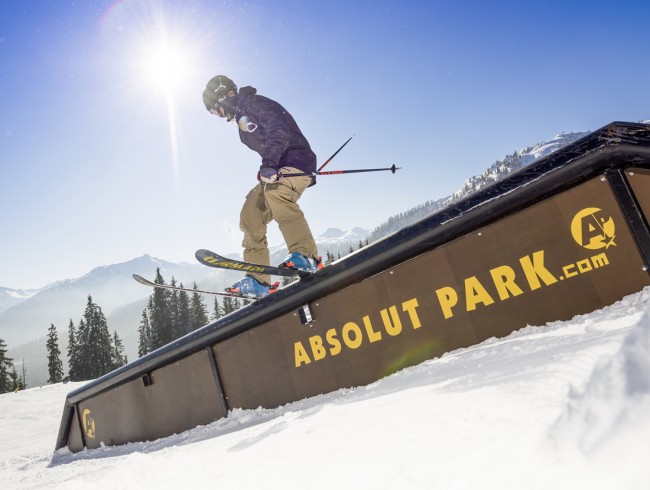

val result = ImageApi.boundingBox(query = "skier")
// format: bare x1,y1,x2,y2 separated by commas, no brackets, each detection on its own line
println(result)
202,75,321,298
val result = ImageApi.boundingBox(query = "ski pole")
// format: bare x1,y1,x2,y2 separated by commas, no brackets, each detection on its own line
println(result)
318,135,354,172
280,164,401,178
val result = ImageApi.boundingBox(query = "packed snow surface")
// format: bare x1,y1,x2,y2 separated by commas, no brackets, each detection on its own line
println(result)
2,288,650,489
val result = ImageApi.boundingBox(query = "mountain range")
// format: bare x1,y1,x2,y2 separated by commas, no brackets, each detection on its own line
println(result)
1,129,590,386
0,287,38,315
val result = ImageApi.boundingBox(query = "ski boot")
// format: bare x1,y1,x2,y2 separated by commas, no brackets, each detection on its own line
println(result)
226,276,278,298
279,252,323,273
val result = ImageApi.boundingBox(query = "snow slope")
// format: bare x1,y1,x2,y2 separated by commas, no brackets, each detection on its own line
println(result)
2,288,649,489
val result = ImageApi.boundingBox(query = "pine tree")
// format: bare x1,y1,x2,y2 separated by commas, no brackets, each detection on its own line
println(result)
9,366,22,391
169,277,182,338
177,287,192,336
0,338,13,393
46,324,64,384
20,361,27,390
148,268,173,349
232,298,244,312
211,297,223,321
78,296,114,379
137,310,152,357
67,319,80,381
75,318,89,379
189,283,209,332
111,331,128,369
221,296,236,315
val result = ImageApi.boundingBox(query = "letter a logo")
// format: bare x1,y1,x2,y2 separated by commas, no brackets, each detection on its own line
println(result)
570,207,616,250
82,408,96,439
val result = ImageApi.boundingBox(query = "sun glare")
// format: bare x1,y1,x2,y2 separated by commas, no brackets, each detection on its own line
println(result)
140,39,192,94
102,2,217,197
132,28,199,190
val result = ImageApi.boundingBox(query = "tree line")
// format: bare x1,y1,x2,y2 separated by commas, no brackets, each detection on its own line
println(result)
0,294,128,392
0,337,26,393
135,252,370,357
64,295,128,382
137,268,251,357
63,295,128,382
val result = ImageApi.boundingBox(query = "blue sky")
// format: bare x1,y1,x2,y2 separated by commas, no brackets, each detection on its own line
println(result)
1,0,648,289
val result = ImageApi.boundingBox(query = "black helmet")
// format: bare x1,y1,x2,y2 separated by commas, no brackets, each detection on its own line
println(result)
202,75,236,112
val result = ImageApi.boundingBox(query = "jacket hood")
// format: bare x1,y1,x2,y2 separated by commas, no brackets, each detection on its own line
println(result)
238,86,257,96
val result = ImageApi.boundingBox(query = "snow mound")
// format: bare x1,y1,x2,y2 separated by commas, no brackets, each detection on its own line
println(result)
552,304,650,454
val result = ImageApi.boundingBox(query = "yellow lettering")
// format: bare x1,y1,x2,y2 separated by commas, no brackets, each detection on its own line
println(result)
294,341,311,367
519,251,558,290
436,286,458,319
309,335,327,361
380,306,402,336
402,298,422,329
489,265,524,301
563,264,578,278
577,258,592,273
326,328,342,356
342,322,363,349
362,315,382,343
591,253,609,268
465,276,495,311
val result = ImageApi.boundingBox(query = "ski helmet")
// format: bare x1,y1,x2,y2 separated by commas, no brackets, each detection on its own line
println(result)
202,75,237,113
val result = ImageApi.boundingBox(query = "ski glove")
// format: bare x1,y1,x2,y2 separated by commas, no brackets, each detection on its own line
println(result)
259,165,280,184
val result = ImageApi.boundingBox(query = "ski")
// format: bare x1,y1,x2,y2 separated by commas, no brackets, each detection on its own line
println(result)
132,274,254,299
195,249,311,278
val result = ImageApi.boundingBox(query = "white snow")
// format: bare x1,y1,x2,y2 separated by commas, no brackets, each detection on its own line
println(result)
2,287,650,489
6,291,32,300
0,288,37,300
517,131,589,166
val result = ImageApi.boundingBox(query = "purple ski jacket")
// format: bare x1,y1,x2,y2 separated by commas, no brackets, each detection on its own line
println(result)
219,86,317,178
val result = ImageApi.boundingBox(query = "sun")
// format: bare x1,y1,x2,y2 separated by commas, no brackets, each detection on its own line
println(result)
139,37,193,95
103,2,214,102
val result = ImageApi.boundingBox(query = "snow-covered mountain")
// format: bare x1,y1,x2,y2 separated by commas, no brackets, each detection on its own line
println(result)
448,131,587,200
267,227,370,261
0,287,39,315
318,227,369,244
367,131,588,243
0,255,230,362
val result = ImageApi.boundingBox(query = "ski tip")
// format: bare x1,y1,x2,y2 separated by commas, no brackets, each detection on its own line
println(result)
132,274,148,285
195,249,216,260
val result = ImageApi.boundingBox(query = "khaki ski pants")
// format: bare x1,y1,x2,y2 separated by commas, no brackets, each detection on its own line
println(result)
240,167,318,285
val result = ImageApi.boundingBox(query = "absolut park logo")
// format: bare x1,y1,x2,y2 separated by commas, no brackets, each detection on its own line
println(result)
82,408,96,439
570,207,616,250
293,207,617,368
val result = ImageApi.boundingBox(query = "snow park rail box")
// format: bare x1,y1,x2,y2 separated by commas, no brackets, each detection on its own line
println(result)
55,121,650,453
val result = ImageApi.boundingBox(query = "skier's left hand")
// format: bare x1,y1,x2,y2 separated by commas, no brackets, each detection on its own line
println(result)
259,166,279,184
